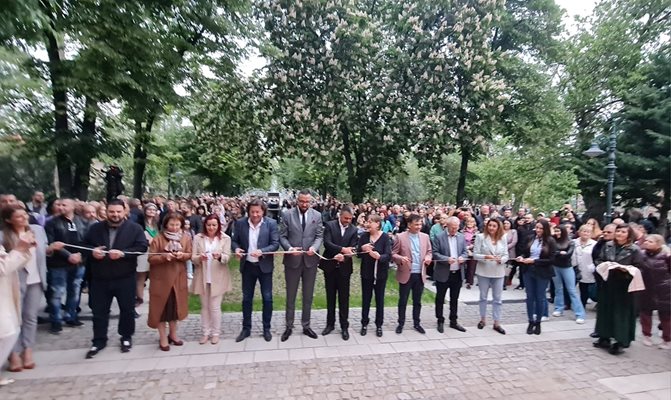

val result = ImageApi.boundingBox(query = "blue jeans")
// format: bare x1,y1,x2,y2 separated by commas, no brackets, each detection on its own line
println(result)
552,267,586,318
48,266,85,326
524,271,549,323
241,262,273,331
477,275,504,322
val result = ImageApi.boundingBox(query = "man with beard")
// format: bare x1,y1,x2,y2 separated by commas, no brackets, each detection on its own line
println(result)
83,199,148,358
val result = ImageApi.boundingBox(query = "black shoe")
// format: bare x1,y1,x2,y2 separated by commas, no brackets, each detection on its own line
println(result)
303,328,318,339
395,325,403,334
533,322,541,335
120,338,132,353
235,329,250,343
477,321,485,329
449,323,466,332
608,342,623,355
85,345,105,359
281,328,292,342
589,331,599,338
526,323,534,335
437,322,444,333
341,329,349,341
493,325,506,335
414,325,426,334
263,330,272,342
376,327,383,337
321,325,335,336
360,326,367,336
49,324,62,335
65,320,84,327
593,338,610,349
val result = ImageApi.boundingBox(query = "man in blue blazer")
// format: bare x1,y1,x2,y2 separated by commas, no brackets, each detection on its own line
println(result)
232,199,280,342
431,216,469,333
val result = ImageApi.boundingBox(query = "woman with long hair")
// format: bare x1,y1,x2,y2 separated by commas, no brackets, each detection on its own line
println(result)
551,224,585,323
517,219,556,335
1,206,62,373
148,212,192,351
473,219,509,334
191,214,232,345
584,218,603,241
358,214,392,337
593,223,646,354
136,203,159,310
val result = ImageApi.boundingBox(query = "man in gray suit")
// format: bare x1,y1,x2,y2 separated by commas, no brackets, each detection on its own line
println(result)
431,216,469,333
279,190,324,341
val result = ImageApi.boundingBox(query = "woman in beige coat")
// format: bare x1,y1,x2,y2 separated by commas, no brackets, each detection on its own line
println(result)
148,213,192,351
191,214,232,344
0,232,38,386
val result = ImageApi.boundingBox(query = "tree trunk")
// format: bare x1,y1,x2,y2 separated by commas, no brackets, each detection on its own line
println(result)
132,116,155,198
41,0,72,196
341,123,366,204
456,146,470,206
73,97,98,200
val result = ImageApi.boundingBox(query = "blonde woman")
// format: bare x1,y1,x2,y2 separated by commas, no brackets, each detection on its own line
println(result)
473,219,509,334
191,214,232,344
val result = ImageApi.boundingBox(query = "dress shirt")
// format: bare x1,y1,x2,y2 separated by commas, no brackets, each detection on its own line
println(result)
447,234,459,271
409,233,421,273
247,219,262,263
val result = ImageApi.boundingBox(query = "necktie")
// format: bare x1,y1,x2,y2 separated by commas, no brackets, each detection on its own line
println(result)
301,213,306,230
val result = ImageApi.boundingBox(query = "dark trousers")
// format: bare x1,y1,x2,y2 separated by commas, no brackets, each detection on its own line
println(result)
524,271,549,323
241,262,273,331
465,260,476,285
361,276,387,327
435,271,462,324
508,262,527,287
89,274,135,348
579,282,597,306
398,273,424,326
324,268,351,329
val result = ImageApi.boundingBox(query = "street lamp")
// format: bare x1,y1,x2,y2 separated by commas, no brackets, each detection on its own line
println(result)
583,120,618,224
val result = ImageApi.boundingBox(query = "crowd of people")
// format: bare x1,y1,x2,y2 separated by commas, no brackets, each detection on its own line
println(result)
0,189,669,386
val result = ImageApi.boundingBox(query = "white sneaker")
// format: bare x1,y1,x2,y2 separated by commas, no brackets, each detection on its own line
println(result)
576,318,585,324
541,316,549,322
659,342,670,350
552,311,562,317
642,336,654,347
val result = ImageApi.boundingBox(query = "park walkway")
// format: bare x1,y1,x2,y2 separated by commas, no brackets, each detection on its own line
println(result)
3,284,670,399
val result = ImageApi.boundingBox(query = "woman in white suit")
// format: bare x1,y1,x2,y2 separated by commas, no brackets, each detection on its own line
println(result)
0,225,42,385
191,214,232,344
1,206,63,374
473,219,509,334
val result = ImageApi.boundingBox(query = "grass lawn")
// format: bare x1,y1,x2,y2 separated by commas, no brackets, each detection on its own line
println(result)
188,257,435,313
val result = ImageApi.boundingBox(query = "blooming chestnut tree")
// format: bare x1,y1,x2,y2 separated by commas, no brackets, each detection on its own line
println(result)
258,0,413,203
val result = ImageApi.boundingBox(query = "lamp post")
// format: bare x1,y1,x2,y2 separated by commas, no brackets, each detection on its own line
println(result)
583,120,617,224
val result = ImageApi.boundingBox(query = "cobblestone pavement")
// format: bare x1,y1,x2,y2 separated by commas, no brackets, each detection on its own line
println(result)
4,331,670,400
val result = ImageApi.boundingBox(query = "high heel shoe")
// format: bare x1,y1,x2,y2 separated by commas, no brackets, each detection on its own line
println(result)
159,342,170,352
168,336,184,346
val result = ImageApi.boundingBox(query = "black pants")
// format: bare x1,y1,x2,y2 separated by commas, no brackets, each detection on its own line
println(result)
361,274,387,327
398,273,424,326
509,262,527,287
324,268,351,329
435,271,462,324
89,274,135,348
241,262,273,331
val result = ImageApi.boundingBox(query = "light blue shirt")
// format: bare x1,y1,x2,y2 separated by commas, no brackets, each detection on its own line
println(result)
409,233,421,273
530,238,542,260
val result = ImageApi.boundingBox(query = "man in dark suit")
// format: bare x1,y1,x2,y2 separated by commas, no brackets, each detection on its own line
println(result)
83,199,148,358
232,199,280,342
279,190,324,341
431,216,469,333
319,206,358,340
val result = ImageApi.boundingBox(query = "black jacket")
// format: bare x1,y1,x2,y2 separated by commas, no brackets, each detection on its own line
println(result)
519,235,557,280
319,220,358,275
84,220,148,281
45,215,87,268
554,240,575,268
